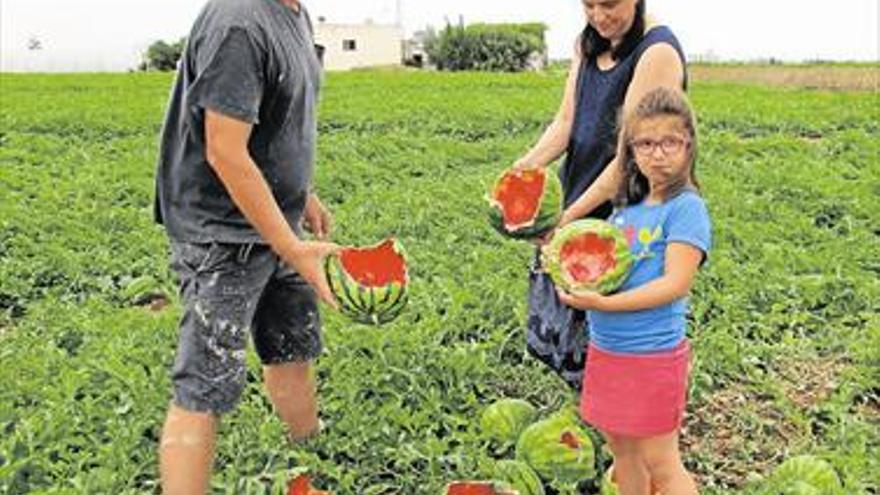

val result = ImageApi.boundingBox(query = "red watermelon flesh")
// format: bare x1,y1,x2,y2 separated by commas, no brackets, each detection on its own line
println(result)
493,168,545,230
445,482,516,495
559,233,618,284
287,474,332,495
559,430,581,449
339,238,406,288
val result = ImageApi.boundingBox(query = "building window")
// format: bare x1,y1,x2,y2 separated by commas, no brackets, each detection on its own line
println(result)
342,39,357,51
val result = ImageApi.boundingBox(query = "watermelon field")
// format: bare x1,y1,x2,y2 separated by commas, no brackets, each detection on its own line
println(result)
1,65,878,494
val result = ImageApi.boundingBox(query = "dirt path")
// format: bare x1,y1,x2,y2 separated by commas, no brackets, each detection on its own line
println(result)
690,64,879,91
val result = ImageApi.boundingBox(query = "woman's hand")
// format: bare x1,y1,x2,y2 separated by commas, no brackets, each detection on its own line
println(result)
556,287,607,311
512,156,542,171
528,228,556,247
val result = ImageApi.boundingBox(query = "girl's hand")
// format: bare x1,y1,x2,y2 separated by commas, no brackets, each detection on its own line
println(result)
556,287,607,311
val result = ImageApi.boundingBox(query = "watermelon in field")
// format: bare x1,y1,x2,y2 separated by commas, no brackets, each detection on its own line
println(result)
480,398,538,445
542,219,633,295
766,455,842,495
324,238,408,325
515,408,596,484
599,466,619,495
444,481,519,495
493,460,545,495
287,473,332,495
488,167,562,240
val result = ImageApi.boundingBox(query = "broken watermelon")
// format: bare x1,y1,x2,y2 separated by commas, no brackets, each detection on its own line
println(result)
324,238,408,325
488,167,562,239
542,219,633,295
444,481,520,495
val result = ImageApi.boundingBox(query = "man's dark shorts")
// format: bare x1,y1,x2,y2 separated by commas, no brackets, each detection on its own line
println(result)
168,241,322,415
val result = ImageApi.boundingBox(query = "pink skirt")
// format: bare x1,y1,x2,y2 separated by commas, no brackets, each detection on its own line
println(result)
580,339,691,437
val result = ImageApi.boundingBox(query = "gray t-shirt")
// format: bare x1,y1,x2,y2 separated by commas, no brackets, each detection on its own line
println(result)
154,0,322,243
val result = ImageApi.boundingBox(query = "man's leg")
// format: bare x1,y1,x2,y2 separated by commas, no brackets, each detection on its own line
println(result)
159,405,218,495
161,241,274,493
264,361,321,441
253,263,324,442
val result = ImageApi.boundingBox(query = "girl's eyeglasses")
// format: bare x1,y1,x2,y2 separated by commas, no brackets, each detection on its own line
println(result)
630,136,690,156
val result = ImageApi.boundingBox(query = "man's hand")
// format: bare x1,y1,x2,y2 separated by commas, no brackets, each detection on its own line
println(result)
281,240,340,309
556,287,607,311
302,193,332,240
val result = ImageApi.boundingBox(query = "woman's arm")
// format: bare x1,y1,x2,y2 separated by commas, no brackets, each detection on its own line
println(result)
513,47,582,169
559,42,685,224
557,242,703,312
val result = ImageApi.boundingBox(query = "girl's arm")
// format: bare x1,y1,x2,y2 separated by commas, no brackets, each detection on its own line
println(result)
513,45,582,169
557,242,703,311
559,43,685,224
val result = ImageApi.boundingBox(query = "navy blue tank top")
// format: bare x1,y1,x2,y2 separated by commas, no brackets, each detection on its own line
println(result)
559,26,687,218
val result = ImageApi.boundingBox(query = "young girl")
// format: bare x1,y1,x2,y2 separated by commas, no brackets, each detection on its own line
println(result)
557,87,710,495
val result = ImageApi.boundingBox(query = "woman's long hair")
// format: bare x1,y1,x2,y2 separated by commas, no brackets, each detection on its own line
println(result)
614,87,700,207
579,0,646,61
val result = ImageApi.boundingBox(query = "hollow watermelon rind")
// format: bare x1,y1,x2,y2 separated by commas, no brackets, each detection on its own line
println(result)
488,167,563,240
541,219,633,295
325,238,408,325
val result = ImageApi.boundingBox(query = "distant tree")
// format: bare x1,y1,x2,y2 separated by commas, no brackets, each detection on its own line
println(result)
142,37,186,71
426,21,547,72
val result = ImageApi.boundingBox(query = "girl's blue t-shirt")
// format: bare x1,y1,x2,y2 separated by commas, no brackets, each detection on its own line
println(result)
588,190,712,354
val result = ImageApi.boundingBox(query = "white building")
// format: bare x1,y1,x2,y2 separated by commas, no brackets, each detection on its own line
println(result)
313,19,404,71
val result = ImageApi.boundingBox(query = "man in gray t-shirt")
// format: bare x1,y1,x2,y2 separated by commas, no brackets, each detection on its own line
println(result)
153,0,337,492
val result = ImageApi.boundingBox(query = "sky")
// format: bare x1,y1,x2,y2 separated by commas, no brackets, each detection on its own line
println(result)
1,0,878,72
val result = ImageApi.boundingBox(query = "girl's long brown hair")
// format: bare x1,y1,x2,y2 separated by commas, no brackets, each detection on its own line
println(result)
614,87,700,207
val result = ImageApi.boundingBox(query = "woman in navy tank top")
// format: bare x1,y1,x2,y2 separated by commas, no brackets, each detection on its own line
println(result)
518,0,688,399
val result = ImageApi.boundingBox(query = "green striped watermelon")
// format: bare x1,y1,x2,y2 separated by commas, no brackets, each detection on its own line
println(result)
324,238,408,325
515,408,596,485
488,167,562,240
542,219,633,295
493,460,545,495
480,399,538,445
767,455,842,495
599,466,619,495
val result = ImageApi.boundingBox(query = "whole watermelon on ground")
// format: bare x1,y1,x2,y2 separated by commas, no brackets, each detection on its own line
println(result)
488,166,562,240
765,455,842,495
599,466,619,495
542,219,633,295
515,408,596,485
493,460,545,495
480,398,538,445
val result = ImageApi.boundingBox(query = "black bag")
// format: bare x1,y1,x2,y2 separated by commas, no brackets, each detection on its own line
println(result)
525,249,588,391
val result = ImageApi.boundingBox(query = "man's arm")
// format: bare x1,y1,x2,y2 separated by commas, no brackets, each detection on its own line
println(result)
204,109,337,307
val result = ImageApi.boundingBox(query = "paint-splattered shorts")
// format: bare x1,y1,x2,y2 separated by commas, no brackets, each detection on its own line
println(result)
168,241,322,415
